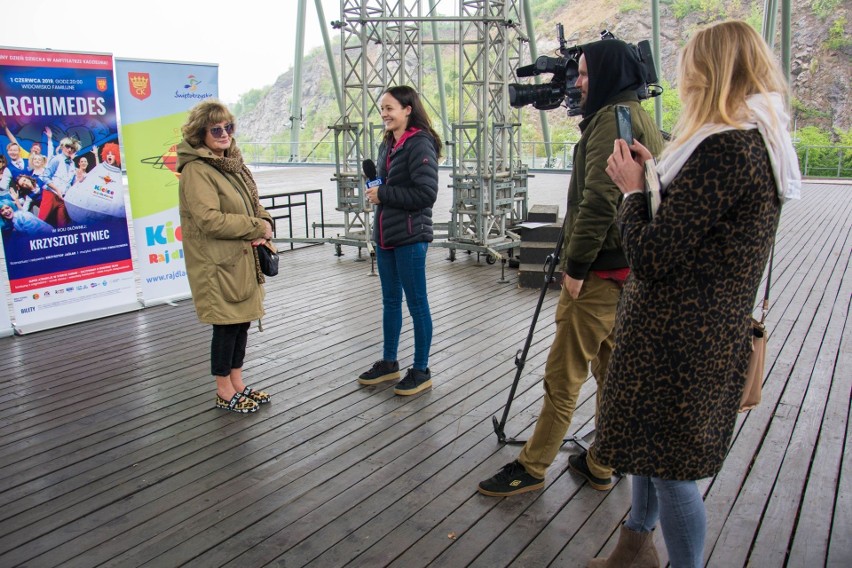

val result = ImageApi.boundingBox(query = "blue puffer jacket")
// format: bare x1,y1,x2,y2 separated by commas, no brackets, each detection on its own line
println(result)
372,129,439,248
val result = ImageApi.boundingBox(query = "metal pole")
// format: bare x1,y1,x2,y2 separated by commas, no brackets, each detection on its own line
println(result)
781,0,791,81
290,0,308,161
429,0,451,146
522,0,552,164
652,0,662,130
763,0,778,48
316,0,344,116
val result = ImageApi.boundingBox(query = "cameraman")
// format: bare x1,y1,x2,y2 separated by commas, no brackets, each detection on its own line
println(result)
479,39,664,497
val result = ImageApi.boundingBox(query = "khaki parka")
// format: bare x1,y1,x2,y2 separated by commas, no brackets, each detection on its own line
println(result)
177,141,273,325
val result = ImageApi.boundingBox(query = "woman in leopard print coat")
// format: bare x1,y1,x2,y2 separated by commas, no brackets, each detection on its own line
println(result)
589,21,801,568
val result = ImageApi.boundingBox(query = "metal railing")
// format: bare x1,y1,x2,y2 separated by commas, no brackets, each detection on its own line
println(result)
797,145,852,178
242,141,852,177
259,189,325,250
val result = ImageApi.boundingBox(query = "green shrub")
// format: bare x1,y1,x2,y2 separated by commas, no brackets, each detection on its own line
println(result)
745,2,764,34
795,126,838,176
812,0,843,19
619,0,644,13
671,0,726,20
825,16,851,51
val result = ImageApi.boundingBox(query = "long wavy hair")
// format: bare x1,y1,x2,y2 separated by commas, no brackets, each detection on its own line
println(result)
381,85,443,159
669,20,789,152
181,99,236,149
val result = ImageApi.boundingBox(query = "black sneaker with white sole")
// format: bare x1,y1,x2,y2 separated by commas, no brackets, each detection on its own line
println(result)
393,368,432,395
358,360,400,385
478,460,545,497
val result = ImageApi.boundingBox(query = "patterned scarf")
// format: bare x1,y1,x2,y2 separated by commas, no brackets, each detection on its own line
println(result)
205,144,266,283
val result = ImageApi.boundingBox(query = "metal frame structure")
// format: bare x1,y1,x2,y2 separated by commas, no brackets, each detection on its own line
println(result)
442,0,527,263
318,0,528,264
289,0,795,261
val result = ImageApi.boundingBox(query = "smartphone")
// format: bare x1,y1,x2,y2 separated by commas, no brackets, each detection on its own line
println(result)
615,104,634,147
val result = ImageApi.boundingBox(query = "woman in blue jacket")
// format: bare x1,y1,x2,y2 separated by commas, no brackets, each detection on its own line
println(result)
358,85,442,396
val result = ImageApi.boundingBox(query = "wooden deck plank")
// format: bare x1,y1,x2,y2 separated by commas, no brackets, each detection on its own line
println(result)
40,262,556,568
0,174,848,568
704,185,852,568
786,254,852,566
747,201,851,565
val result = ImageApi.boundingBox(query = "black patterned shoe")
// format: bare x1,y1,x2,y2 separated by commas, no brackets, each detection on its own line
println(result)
478,460,544,497
358,360,400,385
242,387,271,404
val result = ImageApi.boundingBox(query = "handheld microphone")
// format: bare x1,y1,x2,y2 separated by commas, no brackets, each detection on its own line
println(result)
362,159,383,188
362,159,377,180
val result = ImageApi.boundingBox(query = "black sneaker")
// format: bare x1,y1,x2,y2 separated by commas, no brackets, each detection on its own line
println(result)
478,460,544,497
358,360,400,385
568,451,614,491
393,368,432,395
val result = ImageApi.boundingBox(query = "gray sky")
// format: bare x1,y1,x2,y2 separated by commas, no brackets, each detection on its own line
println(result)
1,0,340,103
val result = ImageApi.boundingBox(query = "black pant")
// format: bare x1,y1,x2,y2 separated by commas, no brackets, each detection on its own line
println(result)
211,322,251,377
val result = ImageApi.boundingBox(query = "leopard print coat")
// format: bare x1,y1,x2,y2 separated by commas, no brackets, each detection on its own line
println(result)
594,129,781,480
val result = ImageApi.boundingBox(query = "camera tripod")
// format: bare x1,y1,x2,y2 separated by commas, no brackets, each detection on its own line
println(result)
490,218,594,452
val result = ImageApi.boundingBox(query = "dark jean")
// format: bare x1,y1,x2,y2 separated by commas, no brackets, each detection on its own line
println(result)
626,475,706,568
376,242,432,370
210,322,251,377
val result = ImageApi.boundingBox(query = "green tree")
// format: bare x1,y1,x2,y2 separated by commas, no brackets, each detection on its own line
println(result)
794,126,836,176
232,86,272,117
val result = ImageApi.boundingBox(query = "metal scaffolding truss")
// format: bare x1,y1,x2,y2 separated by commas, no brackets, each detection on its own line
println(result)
328,0,528,263
447,0,527,262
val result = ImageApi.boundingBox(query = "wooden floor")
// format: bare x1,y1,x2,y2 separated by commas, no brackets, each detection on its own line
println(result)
0,179,849,568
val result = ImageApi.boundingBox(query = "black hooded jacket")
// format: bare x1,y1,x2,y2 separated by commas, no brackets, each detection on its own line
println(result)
560,39,664,278
579,39,646,119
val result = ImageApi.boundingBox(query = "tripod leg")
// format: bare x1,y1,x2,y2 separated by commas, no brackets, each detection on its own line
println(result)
492,221,566,443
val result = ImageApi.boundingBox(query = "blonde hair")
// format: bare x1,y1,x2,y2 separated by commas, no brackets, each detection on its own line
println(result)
29,154,47,168
670,20,789,150
59,137,81,151
181,99,235,148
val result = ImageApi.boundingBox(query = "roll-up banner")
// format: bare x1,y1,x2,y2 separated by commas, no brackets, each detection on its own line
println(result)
115,58,218,306
0,255,12,337
0,47,139,334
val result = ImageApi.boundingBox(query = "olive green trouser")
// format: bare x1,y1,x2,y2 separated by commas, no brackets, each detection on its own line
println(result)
518,273,619,480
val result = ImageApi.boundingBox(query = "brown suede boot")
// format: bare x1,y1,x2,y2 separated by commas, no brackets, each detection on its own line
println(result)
588,524,660,567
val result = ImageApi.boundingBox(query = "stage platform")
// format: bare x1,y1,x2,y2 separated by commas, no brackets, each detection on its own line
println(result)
0,177,849,567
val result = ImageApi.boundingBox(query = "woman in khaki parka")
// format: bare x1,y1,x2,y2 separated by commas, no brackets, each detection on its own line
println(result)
177,100,274,413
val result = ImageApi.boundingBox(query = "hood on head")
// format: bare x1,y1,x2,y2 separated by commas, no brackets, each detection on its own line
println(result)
579,39,645,118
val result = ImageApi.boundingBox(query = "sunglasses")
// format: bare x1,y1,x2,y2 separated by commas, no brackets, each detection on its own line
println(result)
209,123,235,138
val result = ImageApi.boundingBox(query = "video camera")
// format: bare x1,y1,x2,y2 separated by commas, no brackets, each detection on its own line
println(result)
508,25,662,116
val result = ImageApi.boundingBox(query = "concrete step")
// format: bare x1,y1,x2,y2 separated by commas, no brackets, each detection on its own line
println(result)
518,262,562,290
518,240,559,266
527,203,559,223
517,221,563,244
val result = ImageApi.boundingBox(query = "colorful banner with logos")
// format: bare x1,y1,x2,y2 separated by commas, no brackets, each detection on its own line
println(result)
0,47,139,334
0,257,12,337
115,58,218,305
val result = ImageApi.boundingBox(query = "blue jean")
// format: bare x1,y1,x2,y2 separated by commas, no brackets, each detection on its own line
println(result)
376,242,432,370
626,475,706,568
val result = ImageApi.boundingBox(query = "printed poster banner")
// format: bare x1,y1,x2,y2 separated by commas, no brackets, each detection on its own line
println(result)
0,255,12,336
115,58,218,305
0,47,138,334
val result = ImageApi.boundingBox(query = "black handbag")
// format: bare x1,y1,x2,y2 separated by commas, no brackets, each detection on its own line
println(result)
257,242,279,277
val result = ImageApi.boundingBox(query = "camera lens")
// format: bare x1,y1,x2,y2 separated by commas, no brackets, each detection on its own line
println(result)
508,82,566,110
